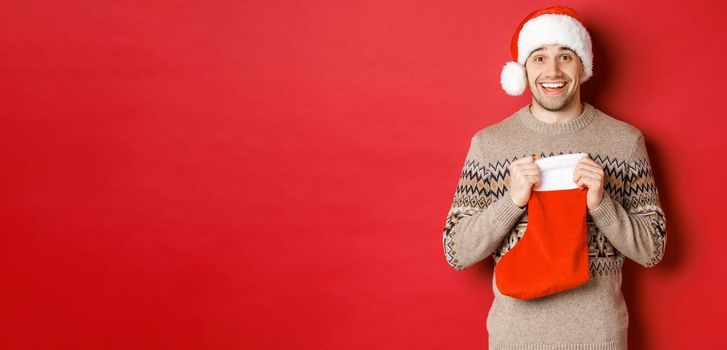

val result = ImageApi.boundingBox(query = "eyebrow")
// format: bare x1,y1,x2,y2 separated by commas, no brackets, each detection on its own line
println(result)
531,46,576,54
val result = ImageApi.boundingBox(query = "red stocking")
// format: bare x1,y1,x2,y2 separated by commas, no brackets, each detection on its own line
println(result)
495,153,590,300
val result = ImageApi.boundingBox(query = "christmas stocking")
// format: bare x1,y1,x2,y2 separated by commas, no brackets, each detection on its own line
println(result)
495,153,590,300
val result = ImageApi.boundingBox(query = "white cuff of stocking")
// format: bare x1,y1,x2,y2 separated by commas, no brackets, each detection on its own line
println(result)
533,153,588,192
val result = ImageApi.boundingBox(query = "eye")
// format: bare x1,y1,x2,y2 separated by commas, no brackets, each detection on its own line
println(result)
561,55,572,61
533,56,543,62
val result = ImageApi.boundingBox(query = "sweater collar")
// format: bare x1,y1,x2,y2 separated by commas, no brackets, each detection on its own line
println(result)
517,102,596,135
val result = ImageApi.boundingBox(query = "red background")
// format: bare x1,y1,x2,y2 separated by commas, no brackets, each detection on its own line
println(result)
1,1,725,349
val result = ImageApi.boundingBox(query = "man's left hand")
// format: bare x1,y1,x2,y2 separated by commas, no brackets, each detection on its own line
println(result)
573,155,606,210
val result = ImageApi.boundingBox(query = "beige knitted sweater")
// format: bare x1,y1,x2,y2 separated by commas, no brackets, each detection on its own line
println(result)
442,102,667,350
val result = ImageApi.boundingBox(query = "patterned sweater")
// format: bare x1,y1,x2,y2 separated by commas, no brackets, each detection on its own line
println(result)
442,102,667,350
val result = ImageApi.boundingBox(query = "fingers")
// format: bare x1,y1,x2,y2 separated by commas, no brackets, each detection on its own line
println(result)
574,157,604,190
526,174,540,185
576,156,603,172
516,166,540,175
575,172,602,189
574,171,602,189
509,155,540,176
576,161,603,173
511,154,537,166
576,176,600,190
510,164,540,178
574,158,604,182
508,155,541,188
573,167,603,181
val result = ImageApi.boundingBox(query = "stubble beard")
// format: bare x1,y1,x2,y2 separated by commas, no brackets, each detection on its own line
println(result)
532,84,576,112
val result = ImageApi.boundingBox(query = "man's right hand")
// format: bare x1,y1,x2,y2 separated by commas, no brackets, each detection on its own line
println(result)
508,154,541,208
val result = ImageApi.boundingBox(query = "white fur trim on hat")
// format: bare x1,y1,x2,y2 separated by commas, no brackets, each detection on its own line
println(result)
500,61,527,96
517,14,593,82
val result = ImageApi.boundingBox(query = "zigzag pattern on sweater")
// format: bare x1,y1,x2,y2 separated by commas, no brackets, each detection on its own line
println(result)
622,157,667,267
443,151,665,273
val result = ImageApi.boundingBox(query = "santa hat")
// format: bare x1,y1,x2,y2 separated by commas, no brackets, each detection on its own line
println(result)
500,5,593,96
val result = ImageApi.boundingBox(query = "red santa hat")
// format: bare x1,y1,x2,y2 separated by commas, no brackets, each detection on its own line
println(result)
500,5,593,96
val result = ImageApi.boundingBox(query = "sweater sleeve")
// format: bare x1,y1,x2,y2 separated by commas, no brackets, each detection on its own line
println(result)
588,133,667,268
442,137,527,271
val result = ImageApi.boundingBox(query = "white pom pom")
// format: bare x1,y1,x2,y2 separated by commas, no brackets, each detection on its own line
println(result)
500,61,526,96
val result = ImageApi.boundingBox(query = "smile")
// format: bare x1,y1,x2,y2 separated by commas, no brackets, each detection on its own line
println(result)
539,81,567,95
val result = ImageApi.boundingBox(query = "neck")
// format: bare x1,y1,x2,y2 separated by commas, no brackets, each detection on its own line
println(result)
529,96,584,124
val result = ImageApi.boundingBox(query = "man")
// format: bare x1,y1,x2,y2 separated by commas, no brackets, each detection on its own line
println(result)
441,5,667,349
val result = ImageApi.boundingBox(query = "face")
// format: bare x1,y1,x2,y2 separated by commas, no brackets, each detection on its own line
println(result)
525,44,585,111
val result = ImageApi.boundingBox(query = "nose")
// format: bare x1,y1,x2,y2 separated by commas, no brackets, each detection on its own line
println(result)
543,58,561,77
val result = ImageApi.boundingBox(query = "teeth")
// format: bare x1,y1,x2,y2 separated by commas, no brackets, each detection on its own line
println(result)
541,82,566,88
